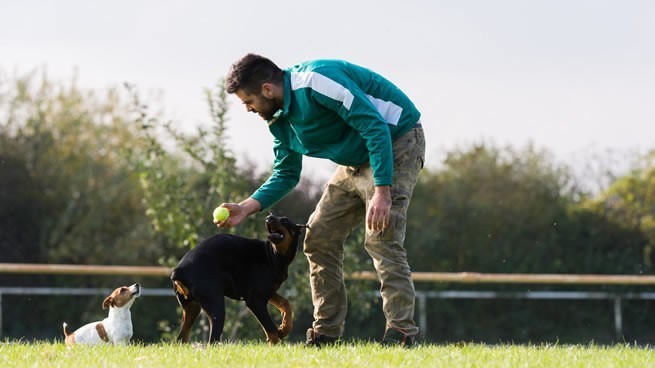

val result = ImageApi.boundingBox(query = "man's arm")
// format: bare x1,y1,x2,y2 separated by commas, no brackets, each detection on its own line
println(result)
216,138,301,228
306,70,395,231
306,70,394,187
250,139,302,209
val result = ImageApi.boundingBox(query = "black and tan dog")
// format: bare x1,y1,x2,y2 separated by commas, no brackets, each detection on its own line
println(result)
171,214,308,344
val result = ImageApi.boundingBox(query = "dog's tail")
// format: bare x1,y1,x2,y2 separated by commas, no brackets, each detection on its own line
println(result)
173,280,191,300
62,322,72,337
62,322,76,345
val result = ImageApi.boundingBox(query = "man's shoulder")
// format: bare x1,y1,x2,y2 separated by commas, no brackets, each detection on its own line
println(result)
286,59,374,91
287,59,354,74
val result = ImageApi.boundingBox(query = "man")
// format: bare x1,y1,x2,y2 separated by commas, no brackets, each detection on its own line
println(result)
219,54,425,347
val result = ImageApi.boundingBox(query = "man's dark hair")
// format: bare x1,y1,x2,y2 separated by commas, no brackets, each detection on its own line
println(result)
225,54,284,95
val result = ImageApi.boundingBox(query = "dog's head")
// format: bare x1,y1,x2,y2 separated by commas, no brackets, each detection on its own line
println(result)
265,214,308,259
102,283,141,310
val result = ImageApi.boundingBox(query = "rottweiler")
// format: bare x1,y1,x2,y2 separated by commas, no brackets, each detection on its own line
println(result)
170,214,308,344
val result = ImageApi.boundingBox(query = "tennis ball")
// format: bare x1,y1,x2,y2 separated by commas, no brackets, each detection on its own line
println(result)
212,206,229,222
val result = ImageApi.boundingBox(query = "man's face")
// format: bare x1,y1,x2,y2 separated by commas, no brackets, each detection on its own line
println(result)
235,88,279,121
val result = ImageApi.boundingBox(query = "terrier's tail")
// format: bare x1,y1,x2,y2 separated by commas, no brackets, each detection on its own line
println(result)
62,322,72,337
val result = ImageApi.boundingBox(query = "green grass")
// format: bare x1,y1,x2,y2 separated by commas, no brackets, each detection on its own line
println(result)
1,341,653,368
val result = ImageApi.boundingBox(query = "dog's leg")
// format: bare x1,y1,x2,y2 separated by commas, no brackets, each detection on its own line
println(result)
268,293,293,338
246,297,280,344
195,292,226,344
175,292,201,343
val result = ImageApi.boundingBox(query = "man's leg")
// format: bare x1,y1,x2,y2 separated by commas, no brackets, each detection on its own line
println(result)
304,166,365,338
362,126,425,340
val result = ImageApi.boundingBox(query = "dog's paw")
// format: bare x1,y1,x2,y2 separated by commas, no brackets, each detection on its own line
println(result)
266,333,281,345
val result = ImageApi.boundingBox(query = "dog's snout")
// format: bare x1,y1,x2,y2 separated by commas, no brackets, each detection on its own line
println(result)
130,283,141,297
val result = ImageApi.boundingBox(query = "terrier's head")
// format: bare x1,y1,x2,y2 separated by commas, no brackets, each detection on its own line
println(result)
102,283,141,310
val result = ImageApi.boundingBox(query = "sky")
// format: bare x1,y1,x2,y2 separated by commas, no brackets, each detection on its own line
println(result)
1,0,654,181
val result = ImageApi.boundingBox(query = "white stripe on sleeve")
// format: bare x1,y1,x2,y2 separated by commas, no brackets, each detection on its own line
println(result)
366,95,403,126
290,71,354,110
290,71,403,125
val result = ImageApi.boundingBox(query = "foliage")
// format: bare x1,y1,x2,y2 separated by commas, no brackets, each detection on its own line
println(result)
582,151,655,267
0,71,157,265
406,143,648,275
407,144,566,272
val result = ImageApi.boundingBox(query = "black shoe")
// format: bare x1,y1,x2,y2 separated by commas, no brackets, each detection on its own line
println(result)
305,328,339,347
381,328,416,347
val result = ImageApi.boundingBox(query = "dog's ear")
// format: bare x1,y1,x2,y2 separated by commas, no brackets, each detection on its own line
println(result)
102,296,113,310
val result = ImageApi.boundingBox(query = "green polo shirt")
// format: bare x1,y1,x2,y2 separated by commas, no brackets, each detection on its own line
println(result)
251,59,421,209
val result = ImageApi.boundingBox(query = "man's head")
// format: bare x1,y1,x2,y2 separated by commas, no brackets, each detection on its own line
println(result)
226,54,284,121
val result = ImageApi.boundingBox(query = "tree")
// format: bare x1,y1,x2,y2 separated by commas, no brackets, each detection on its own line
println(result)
0,72,158,266
406,143,576,273
583,151,655,268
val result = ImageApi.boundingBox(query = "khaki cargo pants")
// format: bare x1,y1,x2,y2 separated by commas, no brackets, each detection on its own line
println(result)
304,125,425,338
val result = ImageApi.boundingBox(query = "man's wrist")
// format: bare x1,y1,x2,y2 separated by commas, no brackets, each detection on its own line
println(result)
374,185,391,196
239,197,262,214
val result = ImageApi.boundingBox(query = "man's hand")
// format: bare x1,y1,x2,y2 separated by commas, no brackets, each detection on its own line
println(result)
214,198,262,228
367,185,392,232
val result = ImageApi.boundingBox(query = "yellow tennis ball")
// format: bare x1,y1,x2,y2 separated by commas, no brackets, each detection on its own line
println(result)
212,206,229,222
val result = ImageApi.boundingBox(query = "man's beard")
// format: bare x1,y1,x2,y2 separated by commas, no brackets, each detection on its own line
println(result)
257,95,279,121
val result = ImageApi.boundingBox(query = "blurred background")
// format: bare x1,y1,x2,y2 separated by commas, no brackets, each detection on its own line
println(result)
1,0,654,344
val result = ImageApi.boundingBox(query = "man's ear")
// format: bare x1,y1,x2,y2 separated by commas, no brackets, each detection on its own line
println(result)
261,83,276,98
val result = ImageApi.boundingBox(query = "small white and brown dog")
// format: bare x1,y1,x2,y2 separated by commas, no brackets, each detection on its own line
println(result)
62,283,141,345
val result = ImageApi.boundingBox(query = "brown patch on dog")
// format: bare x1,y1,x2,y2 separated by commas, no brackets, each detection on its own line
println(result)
102,286,134,309
63,323,76,345
65,334,76,345
268,293,293,338
266,217,301,256
271,226,293,255
174,280,190,299
96,323,110,342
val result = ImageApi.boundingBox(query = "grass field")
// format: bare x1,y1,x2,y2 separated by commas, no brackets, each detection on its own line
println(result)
1,341,654,368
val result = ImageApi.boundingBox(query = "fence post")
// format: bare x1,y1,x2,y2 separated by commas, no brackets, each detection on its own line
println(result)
613,296,623,340
416,291,427,338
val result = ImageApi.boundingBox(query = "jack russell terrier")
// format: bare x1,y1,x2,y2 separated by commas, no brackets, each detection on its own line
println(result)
62,283,141,345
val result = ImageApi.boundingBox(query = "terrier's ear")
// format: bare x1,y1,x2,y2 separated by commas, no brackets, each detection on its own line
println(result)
102,296,113,310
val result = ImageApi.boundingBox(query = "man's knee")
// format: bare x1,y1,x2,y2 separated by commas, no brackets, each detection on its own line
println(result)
303,220,331,255
304,211,356,255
